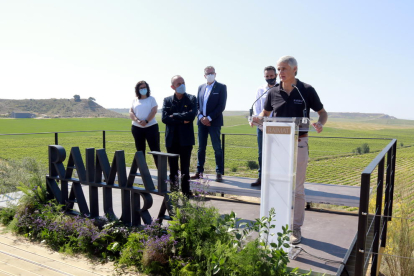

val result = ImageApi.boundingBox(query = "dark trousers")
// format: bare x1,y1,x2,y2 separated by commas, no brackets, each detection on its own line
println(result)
257,127,263,179
131,124,160,167
167,143,193,195
196,124,223,174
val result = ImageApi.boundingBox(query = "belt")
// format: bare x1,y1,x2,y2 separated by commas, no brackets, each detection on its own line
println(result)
299,133,308,138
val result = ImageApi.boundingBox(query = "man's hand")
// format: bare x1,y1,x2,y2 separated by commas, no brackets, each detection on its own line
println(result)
312,122,323,133
184,121,190,124
252,116,263,124
249,121,254,127
201,117,211,126
139,120,147,127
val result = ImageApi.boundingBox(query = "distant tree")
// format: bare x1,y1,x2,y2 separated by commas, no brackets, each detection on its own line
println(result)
88,97,96,102
73,95,81,102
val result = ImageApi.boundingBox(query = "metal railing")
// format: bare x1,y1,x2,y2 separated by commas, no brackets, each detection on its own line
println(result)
354,139,397,276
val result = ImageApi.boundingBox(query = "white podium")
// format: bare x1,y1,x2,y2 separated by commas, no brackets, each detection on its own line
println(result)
250,116,310,248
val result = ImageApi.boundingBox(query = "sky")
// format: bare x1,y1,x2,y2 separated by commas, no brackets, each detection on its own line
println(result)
1,0,413,119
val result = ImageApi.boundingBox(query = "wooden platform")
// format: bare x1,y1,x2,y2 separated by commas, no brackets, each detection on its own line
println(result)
132,169,361,208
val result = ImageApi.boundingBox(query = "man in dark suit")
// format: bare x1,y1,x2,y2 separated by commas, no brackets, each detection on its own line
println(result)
162,75,197,197
191,66,227,182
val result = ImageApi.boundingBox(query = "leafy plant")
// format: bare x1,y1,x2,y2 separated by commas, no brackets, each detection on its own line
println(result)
246,160,259,170
0,206,16,225
382,201,414,276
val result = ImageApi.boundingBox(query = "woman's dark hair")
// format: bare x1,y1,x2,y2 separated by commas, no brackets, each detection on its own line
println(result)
135,81,151,99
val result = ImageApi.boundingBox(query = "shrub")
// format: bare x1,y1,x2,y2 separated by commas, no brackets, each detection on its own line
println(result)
382,202,414,276
361,143,370,153
231,166,238,172
0,206,16,225
0,158,46,195
246,160,259,170
353,143,370,155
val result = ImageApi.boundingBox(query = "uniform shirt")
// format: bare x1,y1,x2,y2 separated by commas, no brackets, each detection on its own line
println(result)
264,79,323,135
131,96,158,128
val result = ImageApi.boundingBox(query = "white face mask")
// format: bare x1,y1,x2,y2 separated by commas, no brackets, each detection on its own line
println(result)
206,74,215,83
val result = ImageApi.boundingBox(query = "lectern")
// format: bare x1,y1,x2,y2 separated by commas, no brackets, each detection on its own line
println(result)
250,116,310,249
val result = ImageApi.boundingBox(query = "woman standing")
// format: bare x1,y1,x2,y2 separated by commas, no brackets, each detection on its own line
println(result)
130,80,160,167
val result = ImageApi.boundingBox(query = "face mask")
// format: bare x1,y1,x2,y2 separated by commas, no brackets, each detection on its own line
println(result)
176,84,186,94
139,88,148,95
206,74,215,83
266,78,276,85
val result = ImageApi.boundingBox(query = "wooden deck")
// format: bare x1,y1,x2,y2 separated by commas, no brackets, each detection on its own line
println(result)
133,169,361,208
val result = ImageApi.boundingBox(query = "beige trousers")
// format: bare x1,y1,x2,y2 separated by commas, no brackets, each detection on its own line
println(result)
293,136,309,230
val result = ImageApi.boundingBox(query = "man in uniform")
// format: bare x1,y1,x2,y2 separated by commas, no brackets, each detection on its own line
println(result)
256,56,328,244
162,75,197,197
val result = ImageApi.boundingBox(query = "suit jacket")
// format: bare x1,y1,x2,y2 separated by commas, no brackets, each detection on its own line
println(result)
197,81,227,127
162,93,197,148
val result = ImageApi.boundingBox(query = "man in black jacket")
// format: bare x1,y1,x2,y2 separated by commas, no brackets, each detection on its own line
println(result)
162,75,197,197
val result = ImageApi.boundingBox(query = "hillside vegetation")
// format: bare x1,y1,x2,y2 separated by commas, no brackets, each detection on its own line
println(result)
0,99,126,118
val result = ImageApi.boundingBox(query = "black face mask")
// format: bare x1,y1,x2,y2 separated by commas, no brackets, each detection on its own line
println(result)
266,78,276,85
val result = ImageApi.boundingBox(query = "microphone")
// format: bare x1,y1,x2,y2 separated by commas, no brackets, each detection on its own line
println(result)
249,86,273,117
292,84,307,118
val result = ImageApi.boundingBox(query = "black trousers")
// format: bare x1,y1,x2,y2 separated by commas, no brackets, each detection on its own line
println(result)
131,124,160,167
166,143,193,195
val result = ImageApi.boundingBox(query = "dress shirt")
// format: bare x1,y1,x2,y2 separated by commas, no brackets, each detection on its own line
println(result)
254,83,275,116
199,81,216,121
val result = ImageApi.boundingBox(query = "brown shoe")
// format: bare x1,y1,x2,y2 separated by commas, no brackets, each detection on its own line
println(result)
215,173,223,182
251,178,261,187
190,172,203,180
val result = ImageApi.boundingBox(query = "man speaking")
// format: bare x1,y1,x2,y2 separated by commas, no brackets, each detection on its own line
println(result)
256,56,328,245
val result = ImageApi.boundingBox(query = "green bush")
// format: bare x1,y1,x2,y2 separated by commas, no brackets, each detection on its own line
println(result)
246,160,259,170
361,143,370,153
353,143,370,155
0,158,47,195
0,206,16,225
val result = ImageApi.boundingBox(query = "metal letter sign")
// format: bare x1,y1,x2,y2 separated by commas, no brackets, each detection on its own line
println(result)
46,145,175,226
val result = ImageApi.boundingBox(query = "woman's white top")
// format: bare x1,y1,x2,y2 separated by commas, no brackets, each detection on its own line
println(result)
131,96,158,128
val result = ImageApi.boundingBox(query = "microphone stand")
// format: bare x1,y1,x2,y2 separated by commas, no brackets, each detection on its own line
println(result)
291,84,307,118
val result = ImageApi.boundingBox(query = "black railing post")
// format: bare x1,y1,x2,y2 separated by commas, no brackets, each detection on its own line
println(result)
372,157,385,276
222,133,225,175
382,148,393,247
355,173,371,276
103,131,106,149
55,132,58,145
389,141,397,220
